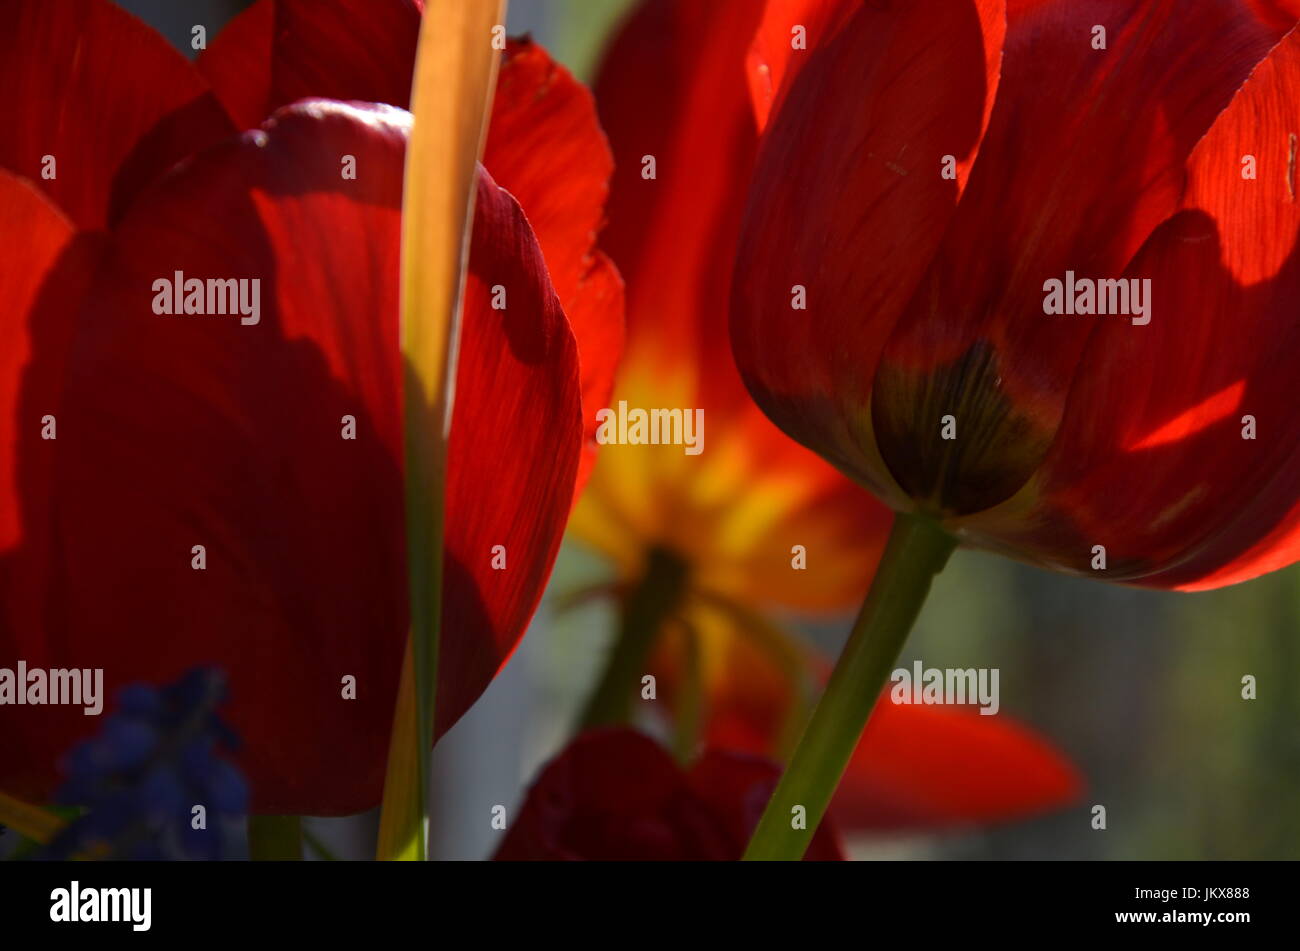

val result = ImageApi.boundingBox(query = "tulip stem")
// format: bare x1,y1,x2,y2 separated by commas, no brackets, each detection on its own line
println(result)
248,815,302,861
742,512,956,861
671,625,704,762
577,546,688,730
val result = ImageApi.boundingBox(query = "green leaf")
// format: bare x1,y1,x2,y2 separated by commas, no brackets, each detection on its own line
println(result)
375,0,507,862
0,790,66,845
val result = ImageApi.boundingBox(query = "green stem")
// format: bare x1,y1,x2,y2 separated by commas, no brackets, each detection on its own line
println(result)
671,621,704,762
578,547,688,730
742,512,956,861
248,815,302,861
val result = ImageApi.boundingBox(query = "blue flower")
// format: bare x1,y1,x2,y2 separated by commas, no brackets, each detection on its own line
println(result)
42,668,248,860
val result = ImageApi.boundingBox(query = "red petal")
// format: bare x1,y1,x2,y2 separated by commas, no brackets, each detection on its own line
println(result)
559,251,624,490
202,13,622,491
745,0,861,132
871,1,1289,515
0,0,234,228
596,0,762,406
0,174,101,797
1245,0,1300,33
730,0,1006,504
0,175,77,554
832,701,1081,831
440,163,582,735
0,101,580,813
495,728,843,860
967,25,1300,588
197,0,422,131
485,39,624,491
495,728,731,861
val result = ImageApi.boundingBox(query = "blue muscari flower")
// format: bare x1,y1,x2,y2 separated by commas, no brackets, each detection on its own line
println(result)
41,668,249,861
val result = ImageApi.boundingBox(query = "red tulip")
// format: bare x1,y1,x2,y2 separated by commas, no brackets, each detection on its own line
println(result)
197,1,624,487
494,728,845,861
0,0,621,814
574,0,1078,836
730,0,1300,590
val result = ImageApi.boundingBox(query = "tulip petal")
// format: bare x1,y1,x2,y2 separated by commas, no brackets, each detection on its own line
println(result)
196,0,423,132
872,0,1290,515
495,728,724,861
485,39,624,489
201,10,620,492
0,174,101,798
1246,0,1300,33
440,164,582,735
596,0,762,393
556,251,624,491
494,727,843,860
968,26,1300,588
745,0,861,132
0,0,234,228
1,101,579,813
730,0,1006,506
832,701,1082,831
0,175,78,555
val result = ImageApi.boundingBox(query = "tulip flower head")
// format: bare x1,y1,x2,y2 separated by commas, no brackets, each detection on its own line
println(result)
731,0,1300,590
0,0,622,816
715,0,1300,861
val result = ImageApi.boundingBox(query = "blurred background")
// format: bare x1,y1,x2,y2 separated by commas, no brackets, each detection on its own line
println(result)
109,0,1300,861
